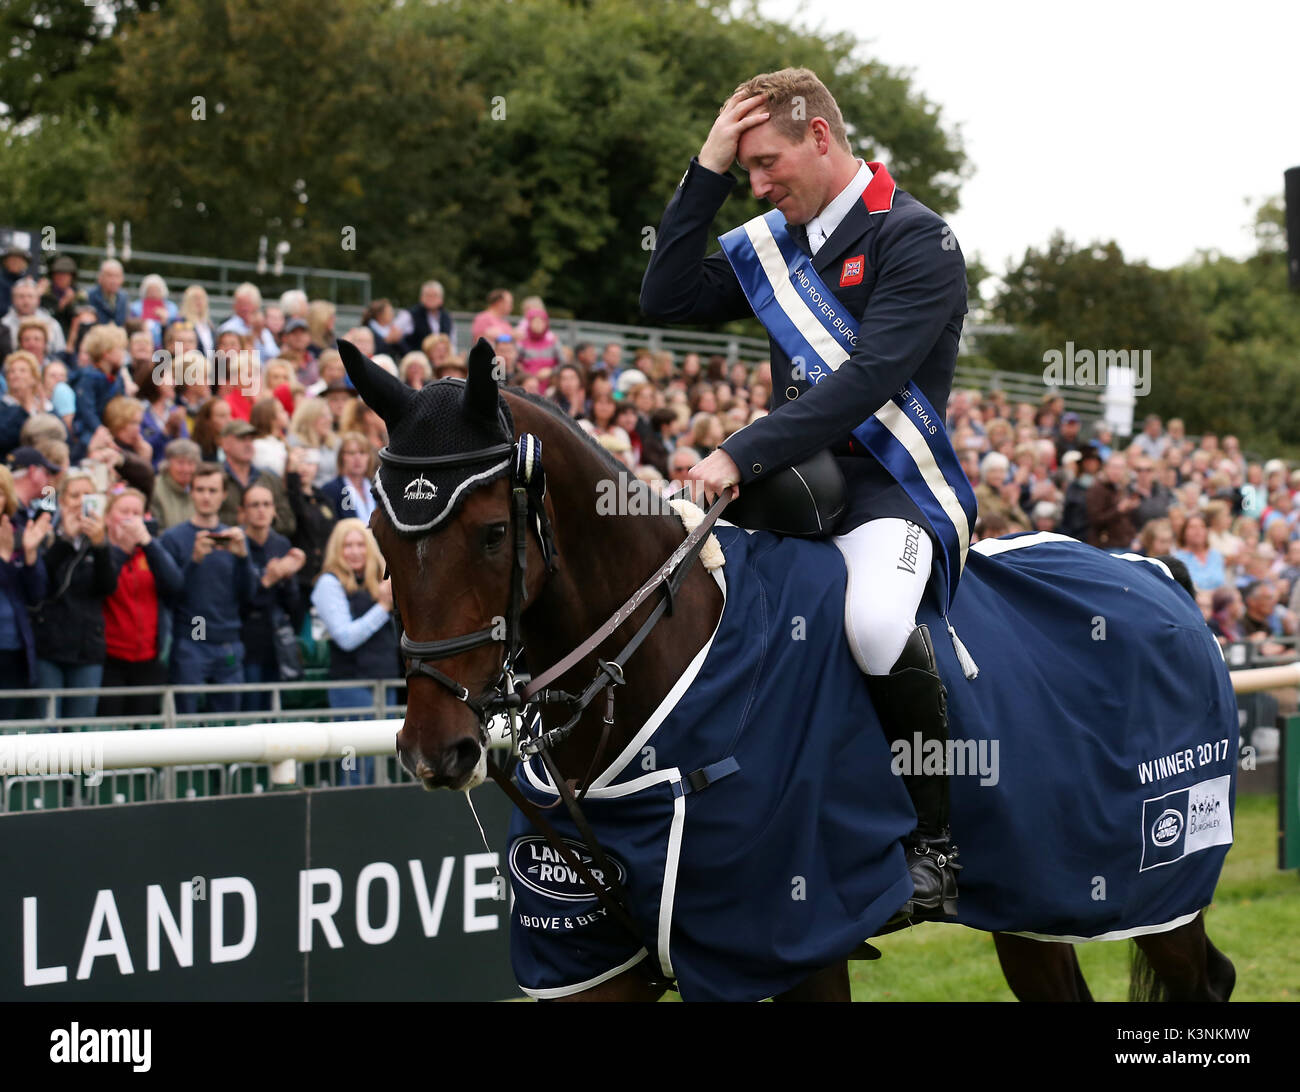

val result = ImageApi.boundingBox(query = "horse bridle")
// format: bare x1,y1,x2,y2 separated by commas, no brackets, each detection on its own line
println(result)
387,427,727,755
384,434,552,735
381,422,729,993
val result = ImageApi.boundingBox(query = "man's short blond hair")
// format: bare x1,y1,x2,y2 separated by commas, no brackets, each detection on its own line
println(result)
733,67,851,152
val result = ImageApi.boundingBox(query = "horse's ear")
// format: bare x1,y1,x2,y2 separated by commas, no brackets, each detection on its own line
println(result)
337,337,414,425
462,338,499,425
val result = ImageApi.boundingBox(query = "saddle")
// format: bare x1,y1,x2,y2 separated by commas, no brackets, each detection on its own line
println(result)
722,448,846,538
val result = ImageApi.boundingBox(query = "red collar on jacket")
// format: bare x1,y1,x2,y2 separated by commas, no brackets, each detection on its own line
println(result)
861,162,897,214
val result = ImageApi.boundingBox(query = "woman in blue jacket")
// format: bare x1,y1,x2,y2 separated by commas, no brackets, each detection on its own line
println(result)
310,518,398,785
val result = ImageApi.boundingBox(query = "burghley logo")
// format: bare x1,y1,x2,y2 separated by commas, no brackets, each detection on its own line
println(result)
403,475,437,502
1188,792,1224,838
509,836,627,903
1151,808,1183,847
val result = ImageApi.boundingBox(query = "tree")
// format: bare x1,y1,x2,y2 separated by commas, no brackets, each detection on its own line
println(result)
1174,199,1300,453
106,0,509,306
984,201,1300,456
986,232,1210,420
0,108,121,246
408,0,969,320
97,0,966,321
0,1,164,125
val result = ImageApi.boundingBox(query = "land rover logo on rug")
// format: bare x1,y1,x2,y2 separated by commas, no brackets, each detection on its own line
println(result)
509,836,628,902
1151,808,1183,847
403,474,437,501
1139,775,1231,872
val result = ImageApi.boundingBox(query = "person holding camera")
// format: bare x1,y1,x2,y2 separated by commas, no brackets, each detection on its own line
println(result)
6,446,59,535
100,486,184,720
159,463,258,715
32,471,118,722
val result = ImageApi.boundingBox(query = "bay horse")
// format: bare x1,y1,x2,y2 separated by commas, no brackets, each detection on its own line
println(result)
339,337,1235,1003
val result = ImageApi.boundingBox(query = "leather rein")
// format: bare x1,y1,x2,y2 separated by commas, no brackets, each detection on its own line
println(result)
384,430,729,989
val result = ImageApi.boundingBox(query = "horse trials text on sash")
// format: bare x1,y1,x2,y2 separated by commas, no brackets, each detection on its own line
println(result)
718,209,976,613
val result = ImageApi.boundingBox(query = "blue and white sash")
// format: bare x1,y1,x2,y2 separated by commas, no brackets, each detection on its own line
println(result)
719,209,977,615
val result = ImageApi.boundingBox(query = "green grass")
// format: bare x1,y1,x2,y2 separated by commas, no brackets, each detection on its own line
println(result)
850,792,1298,1001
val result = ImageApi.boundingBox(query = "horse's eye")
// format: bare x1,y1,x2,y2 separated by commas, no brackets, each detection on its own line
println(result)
484,522,508,550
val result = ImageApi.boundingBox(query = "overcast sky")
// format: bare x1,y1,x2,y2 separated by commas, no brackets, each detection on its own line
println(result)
762,0,1299,288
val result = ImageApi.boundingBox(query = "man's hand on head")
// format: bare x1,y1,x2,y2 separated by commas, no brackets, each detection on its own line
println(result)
698,92,770,175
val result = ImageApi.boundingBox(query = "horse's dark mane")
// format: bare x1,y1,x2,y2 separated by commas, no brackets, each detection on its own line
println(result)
504,387,679,525
505,386,640,481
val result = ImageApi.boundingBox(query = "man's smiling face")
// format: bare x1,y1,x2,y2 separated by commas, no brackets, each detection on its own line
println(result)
736,119,828,226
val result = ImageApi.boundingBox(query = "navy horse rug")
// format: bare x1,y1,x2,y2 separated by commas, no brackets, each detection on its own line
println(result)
507,528,1238,1001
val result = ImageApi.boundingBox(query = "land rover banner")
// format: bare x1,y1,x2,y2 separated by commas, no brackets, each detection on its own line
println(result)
0,786,518,1002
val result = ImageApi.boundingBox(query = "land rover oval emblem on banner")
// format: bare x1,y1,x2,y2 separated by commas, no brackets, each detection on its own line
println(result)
509,836,628,902
1151,808,1183,847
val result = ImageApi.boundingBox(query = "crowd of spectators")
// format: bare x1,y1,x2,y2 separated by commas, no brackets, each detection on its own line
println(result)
2,239,1296,732
953,392,1300,662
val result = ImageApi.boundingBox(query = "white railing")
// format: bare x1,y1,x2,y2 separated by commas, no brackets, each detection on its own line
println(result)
1,720,402,789
1229,662,1300,694
0,716,514,789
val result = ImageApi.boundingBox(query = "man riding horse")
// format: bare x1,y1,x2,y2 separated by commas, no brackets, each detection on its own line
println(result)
641,67,972,923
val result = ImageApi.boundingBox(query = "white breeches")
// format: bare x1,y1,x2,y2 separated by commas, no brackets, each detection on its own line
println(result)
831,518,932,676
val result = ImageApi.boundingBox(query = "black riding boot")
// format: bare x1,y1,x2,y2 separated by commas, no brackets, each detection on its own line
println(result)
865,623,961,924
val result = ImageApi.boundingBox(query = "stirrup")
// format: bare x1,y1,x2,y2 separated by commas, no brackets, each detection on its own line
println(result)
885,839,962,927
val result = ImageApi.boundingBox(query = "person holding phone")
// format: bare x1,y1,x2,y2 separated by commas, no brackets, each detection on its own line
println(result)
100,486,183,720
32,470,118,721
158,463,258,714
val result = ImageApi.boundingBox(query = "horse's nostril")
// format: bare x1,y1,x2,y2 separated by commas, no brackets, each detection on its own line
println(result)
440,737,482,780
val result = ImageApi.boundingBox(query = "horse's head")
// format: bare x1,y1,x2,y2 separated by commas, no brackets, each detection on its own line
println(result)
338,337,551,791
